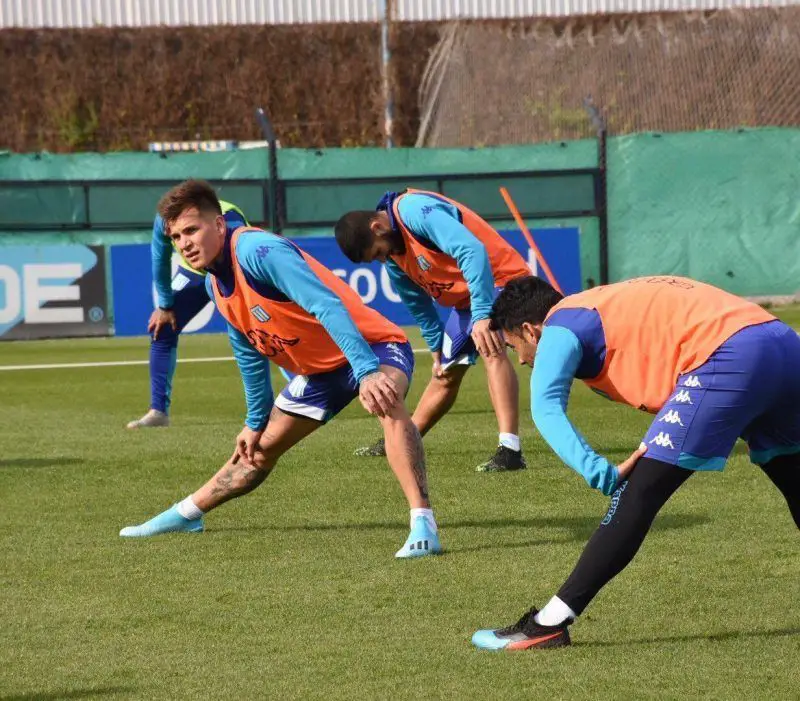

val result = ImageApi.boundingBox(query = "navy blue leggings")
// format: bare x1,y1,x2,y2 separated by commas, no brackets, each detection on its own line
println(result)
149,268,209,413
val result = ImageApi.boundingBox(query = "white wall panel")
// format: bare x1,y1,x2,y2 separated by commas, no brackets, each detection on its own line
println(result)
1,0,797,28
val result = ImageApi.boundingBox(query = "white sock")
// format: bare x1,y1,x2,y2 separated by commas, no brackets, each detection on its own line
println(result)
534,596,576,627
499,433,521,452
410,507,437,533
176,496,204,520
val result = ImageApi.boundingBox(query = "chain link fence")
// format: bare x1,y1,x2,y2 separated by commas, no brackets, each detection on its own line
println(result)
416,7,800,146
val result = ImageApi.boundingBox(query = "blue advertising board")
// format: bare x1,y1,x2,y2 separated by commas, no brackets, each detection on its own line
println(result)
0,245,109,341
110,227,580,337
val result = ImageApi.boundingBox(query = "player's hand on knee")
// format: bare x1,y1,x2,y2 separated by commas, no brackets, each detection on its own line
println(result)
617,442,648,482
431,350,445,378
471,318,504,358
148,308,177,340
235,426,264,465
359,371,399,418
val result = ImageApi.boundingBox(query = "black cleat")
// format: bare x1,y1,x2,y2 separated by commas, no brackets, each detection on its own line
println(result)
475,445,527,472
472,607,572,650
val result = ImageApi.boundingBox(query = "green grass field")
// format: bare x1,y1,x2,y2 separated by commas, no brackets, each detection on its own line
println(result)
2,310,799,700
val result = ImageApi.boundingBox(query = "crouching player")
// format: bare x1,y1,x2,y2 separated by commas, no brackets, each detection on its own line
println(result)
120,180,441,559
126,200,248,429
335,189,531,472
472,275,800,648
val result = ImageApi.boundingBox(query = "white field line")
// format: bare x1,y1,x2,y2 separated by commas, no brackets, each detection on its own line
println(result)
0,348,429,372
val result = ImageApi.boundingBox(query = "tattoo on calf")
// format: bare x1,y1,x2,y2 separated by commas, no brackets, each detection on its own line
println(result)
210,461,270,503
404,424,429,501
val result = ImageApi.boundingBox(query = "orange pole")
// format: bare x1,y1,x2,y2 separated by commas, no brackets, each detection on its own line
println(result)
499,186,564,296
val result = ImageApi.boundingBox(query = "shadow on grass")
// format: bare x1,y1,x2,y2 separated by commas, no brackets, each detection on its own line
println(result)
579,626,800,648
222,513,709,545
1,686,135,701
0,457,85,469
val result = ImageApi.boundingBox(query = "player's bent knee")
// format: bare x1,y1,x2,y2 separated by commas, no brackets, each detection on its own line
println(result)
434,364,468,390
482,349,513,369
379,363,411,396
249,450,278,471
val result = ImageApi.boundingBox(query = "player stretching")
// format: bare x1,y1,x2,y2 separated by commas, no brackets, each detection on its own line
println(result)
126,200,248,429
472,275,800,649
120,180,441,558
335,189,530,472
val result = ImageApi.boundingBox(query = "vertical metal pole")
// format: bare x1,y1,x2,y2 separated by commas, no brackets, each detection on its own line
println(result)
255,107,282,234
380,0,395,148
583,95,609,285
597,126,609,286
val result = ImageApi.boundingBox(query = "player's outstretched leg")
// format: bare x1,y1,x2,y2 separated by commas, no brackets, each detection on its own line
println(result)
472,458,691,649
375,365,442,558
475,351,526,472
120,407,317,537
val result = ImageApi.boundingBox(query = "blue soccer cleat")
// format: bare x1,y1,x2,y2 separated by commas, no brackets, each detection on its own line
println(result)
472,608,571,651
395,515,442,558
119,504,204,538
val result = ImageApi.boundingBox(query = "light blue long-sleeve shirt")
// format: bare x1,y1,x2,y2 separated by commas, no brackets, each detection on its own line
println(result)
388,193,496,351
531,323,620,496
206,230,381,429
151,205,247,309
384,259,446,351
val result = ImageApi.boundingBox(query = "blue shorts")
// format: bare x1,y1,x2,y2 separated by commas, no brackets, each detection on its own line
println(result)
643,320,800,470
274,341,415,423
440,287,504,371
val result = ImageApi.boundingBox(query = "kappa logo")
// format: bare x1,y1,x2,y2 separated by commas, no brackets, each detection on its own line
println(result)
250,305,271,323
287,375,309,398
416,254,432,272
659,410,684,426
683,375,702,388
672,390,693,404
385,342,410,370
649,432,676,449
601,480,628,525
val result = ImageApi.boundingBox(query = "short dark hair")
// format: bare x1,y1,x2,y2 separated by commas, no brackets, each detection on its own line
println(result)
490,276,564,332
334,211,377,263
157,179,222,225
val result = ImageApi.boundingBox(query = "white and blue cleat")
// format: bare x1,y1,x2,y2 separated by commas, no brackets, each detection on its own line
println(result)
119,504,204,538
394,515,442,558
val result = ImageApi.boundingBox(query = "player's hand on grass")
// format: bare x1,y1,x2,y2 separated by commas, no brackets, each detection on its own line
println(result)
359,371,399,418
617,442,648,482
471,318,504,358
235,426,263,465
148,308,177,340
431,350,444,378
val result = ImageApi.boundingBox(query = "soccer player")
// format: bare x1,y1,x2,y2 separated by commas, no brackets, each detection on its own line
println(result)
472,275,800,649
126,200,248,429
334,189,531,472
120,180,441,558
